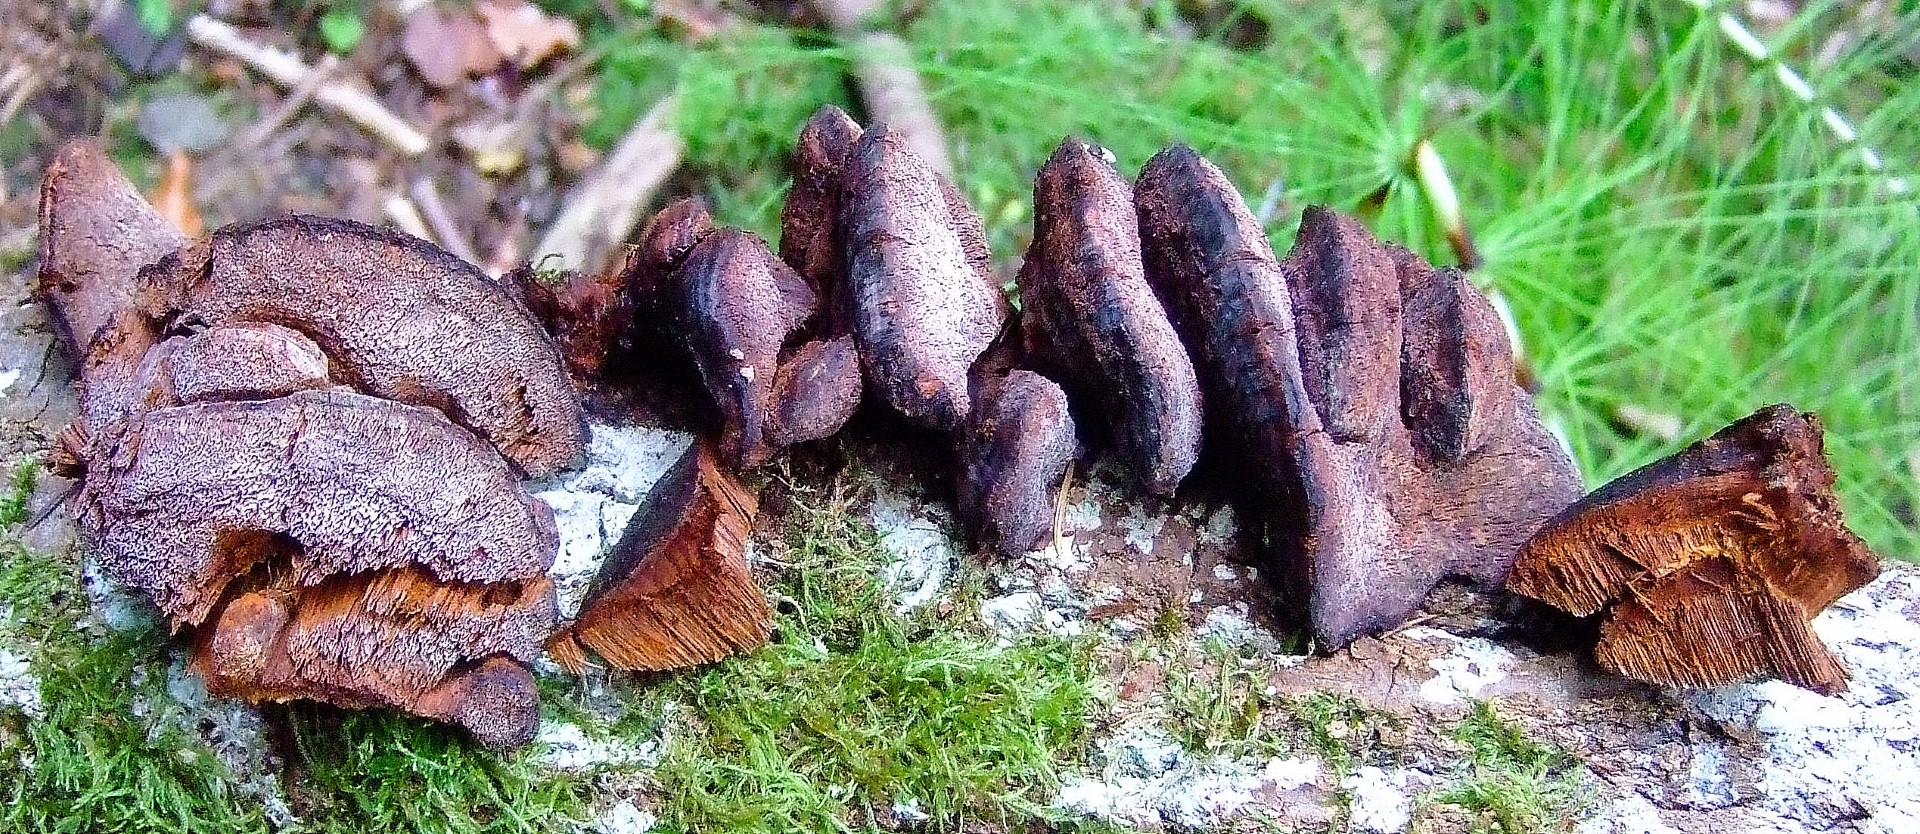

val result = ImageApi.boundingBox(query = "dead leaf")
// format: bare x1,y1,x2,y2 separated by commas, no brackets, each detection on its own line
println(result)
402,5,502,89
476,0,580,69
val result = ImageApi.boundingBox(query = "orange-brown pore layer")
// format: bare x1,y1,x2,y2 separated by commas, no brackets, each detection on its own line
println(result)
193,561,552,748
1508,405,1880,694
550,442,771,673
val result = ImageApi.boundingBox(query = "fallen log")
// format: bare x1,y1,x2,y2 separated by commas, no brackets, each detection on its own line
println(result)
1509,405,1880,694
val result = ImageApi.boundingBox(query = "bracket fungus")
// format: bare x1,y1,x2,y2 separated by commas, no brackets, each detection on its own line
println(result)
1508,406,1880,694
1135,146,1582,650
631,199,862,468
39,139,581,747
549,442,771,672
841,123,1009,430
1018,137,1203,497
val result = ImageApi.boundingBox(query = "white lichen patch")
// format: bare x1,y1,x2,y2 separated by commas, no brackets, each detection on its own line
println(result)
1686,565,1920,832
532,423,694,618
81,559,156,632
1120,505,1164,556
592,800,657,834
1574,792,1682,834
869,486,957,613
0,368,19,395
1406,627,1516,705
1054,724,1329,829
1194,603,1289,655
0,648,43,719
1344,766,1417,833
536,720,661,772
978,591,1083,639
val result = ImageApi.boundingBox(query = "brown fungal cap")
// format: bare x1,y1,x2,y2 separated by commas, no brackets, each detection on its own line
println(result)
956,367,1078,556
669,228,820,468
780,104,863,296
1509,405,1880,694
1019,137,1203,496
551,441,771,672
135,215,586,477
38,138,187,354
166,322,332,403
1137,149,1580,649
767,335,864,448
843,124,1008,430
197,568,554,748
78,389,560,626
632,196,718,308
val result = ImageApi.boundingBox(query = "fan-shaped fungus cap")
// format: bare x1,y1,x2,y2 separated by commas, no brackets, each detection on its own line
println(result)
77,390,560,626
842,124,1008,430
133,215,586,477
1019,137,1202,496
37,139,186,353
1509,405,1880,694
956,367,1078,557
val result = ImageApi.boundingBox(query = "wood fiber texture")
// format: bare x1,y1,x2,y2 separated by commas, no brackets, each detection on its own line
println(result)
1509,405,1880,694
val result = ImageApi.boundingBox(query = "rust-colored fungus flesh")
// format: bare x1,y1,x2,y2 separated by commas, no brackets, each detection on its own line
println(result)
1019,137,1202,496
39,139,575,747
550,442,771,672
1135,146,1582,650
841,124,1009,430
1508,406,1880,694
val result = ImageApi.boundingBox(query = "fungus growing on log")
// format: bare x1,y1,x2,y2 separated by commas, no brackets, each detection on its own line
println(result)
1018,137,1202,496
842,124,1008,430
1135,146,1581,650
1508,406,1880,694
781,104,863,302
38,139,575,747
549,442,771,672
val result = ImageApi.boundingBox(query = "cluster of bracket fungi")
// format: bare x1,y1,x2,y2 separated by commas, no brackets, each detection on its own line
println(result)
36,106,1881,747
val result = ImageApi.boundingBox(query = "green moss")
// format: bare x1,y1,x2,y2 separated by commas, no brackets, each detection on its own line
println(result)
635,487,1102,833
0,543,274,834
1430,702,1589,834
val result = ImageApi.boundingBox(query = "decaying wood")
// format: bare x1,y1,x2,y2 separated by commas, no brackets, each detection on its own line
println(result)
1509,406,1880,694
1019,137,1202,496
39,139,573,747
549,441,770,672
1135,146,1581,650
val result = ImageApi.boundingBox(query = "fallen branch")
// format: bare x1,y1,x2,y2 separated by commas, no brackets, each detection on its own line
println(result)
186,15,431,157
532,94,683,273
810,0,955,180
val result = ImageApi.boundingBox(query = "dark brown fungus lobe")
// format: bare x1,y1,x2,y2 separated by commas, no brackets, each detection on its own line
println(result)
132,215,586,477
197,567,554,748
1136,145,1580,650
549,442,770,673
1018,137,1202,496
780,104,864,304
842,124,1008,430
76,389,560,626
37,139,187,354
766,334,864,447
954,333,1079,556
632,196,718,311
1509,406,1879,694
668,228,820,468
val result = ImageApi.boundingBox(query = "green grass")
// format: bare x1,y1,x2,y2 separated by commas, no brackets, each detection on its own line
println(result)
618,485,1102,833
581,0,1920,559
1428,701,1589,834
